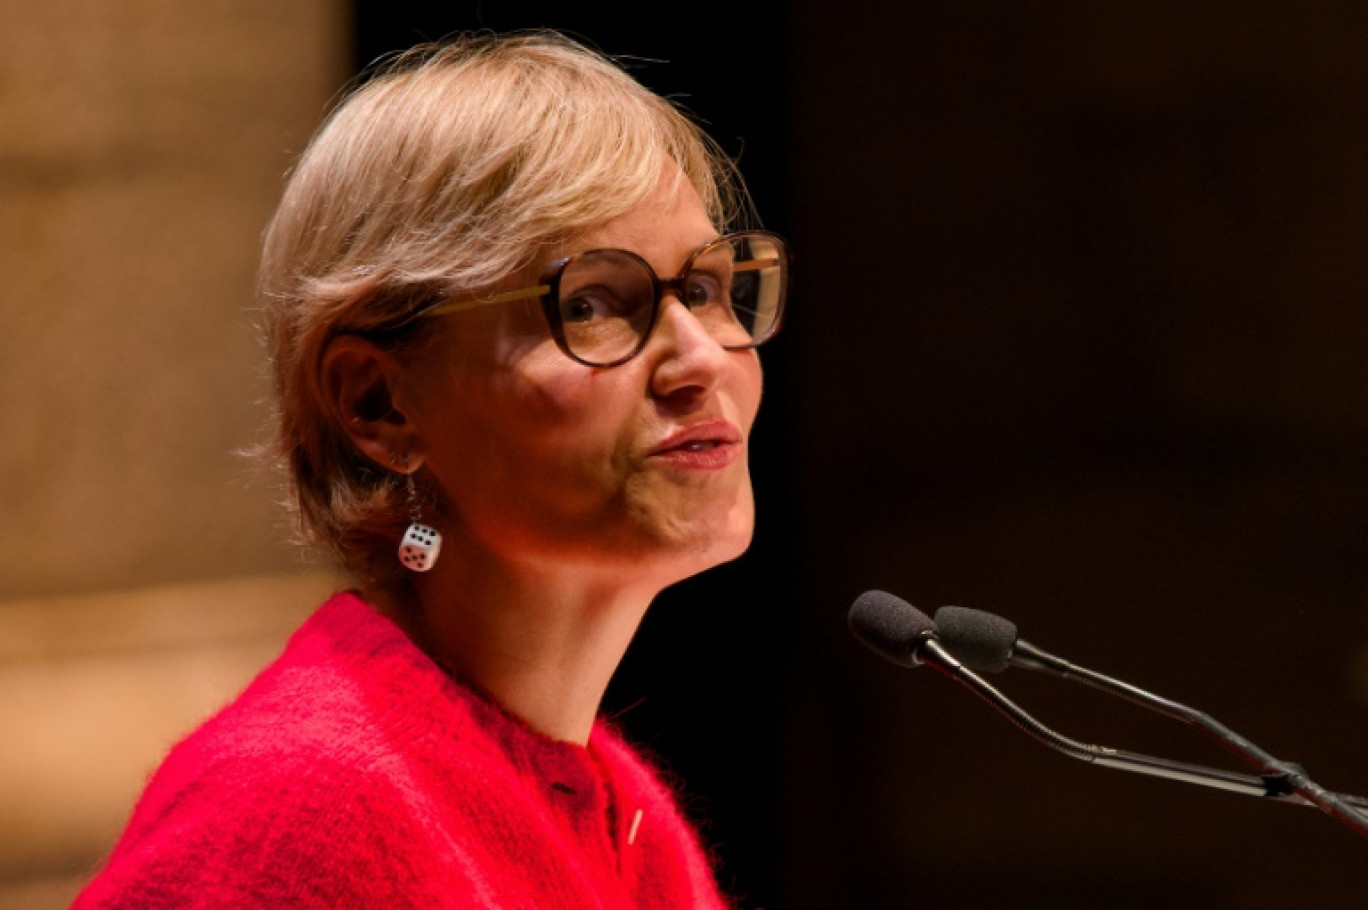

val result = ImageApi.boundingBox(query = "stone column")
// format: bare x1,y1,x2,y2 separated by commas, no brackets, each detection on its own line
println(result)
0,2,347,905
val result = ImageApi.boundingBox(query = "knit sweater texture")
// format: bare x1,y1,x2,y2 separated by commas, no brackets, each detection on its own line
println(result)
73,591,732,909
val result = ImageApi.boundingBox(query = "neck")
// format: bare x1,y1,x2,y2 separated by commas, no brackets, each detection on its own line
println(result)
371,547,665,746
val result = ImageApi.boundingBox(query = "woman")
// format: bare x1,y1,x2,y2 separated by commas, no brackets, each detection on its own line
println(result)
74,30,788,909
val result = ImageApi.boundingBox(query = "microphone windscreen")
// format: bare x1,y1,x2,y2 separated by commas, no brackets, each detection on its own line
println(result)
933,605,1017,673
849,590,935,668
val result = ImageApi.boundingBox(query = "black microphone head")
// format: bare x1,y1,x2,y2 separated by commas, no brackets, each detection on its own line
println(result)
849,590,936,668
933,605,1017,673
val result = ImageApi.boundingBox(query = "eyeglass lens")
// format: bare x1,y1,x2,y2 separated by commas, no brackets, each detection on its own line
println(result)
554,232,786,366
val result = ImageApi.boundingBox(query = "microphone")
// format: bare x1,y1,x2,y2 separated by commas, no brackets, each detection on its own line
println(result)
848,590,937,668
930,604,1090,677
850,591,1368,838
929,605,1018,673
849,589,1159,764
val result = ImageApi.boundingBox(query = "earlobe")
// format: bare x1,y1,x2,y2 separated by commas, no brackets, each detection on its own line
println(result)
320,335,424,472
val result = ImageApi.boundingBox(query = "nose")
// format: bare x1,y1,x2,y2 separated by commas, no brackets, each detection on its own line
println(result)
647,297,732,402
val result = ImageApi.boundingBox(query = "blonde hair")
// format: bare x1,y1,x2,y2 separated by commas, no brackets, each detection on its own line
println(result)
258,31,749,591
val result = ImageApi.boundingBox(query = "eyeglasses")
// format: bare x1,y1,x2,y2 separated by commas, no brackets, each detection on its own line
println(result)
421,230,789,367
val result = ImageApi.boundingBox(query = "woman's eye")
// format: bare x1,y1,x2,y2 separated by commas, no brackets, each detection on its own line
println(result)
564,296,597,323
562,290,628,323
684,275,723,308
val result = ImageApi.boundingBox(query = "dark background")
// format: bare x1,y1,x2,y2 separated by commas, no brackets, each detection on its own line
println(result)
356,3,1368,907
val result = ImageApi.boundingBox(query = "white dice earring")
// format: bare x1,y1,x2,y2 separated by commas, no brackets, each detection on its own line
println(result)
398,473,442,572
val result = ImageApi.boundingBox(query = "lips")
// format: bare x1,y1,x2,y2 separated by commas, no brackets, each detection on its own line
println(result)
647,419,744,469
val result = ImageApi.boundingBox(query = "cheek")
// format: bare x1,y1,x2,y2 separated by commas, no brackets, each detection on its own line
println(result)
491,356,641,478
737,352,765,430
510,352,613,431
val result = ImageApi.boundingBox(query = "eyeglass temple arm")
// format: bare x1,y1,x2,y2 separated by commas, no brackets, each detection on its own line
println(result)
423,256,779,320
423,284,551,318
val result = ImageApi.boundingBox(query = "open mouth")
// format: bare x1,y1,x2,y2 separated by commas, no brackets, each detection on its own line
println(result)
647,419,743,469
676,440,723,452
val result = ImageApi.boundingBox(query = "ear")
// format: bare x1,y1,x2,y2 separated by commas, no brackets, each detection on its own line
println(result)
320,335,425,473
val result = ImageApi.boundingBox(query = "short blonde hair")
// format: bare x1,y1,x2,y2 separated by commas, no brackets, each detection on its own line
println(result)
258,31,749,591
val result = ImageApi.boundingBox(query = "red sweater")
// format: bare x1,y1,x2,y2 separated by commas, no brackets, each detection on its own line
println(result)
74,592,732,909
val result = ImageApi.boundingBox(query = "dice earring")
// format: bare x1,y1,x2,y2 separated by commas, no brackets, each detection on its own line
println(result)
398,474,442,572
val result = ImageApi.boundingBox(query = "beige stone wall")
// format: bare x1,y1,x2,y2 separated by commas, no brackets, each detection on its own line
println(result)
0,1,348,904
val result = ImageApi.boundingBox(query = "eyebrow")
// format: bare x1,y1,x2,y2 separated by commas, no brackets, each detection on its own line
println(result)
423,235,773,319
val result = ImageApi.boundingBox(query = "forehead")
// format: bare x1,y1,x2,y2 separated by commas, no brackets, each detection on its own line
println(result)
553,172,719,271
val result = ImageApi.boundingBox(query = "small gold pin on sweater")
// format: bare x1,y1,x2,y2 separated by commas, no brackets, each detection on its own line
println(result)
627,808,643,846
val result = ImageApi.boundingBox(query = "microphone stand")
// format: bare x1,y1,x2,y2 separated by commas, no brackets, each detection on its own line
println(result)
917,637,1368,839
1007,638,1368,836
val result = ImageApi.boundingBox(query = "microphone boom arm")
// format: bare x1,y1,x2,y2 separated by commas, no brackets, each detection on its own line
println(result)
920,638,1368,837
1007,638,1368,833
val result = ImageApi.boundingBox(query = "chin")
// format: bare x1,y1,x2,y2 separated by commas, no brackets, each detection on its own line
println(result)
716,506,757,561
669,496,756,577
604,479,757,582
